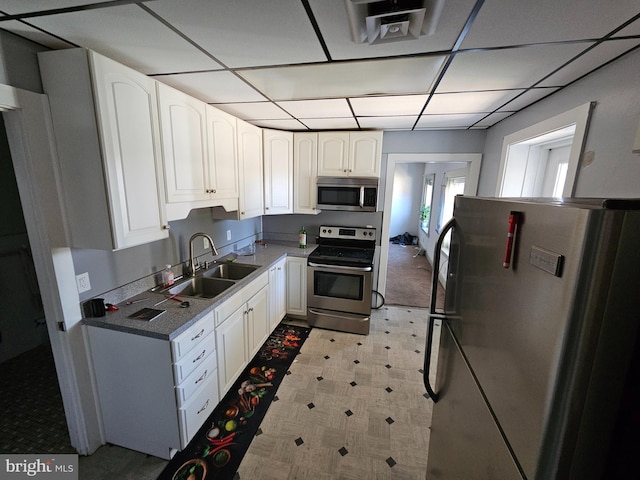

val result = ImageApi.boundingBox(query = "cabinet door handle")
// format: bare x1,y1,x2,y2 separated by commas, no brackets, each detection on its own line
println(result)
195,369,208,384
193,349,206,363
191,329,205,341
198,399,209,415
162,225,171,230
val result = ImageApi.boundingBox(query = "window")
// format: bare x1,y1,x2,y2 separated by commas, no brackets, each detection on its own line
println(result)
438,170,466,252
420,174,435,235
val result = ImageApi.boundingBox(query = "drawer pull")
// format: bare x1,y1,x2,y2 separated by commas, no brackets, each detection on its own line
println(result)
193,350,206,363
195,370,208,384
198,399,209,415
191,329,205,341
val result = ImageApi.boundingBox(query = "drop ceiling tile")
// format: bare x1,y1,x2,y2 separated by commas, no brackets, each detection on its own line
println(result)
147,0,327,68
424,90,524,114
21,4,223,74
250,119,310,130
614,17,640,37
497,87,560,112
154,72,267,103
0,20,74,49
276,99,352,118
461,0,640,49
473,112,515,128
538,38,640,87
350,95,429,116
358,116,418,129
309,0,476,60
437,44,589,92
415,113,486,129
238,56,447,101
300,118,359,130
0,0,105,12
212,102,292,120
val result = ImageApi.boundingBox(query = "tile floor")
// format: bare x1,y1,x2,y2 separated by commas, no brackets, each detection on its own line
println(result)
78,306,439,479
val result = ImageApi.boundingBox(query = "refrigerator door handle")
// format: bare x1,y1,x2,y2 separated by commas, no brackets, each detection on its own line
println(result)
424,218,457,403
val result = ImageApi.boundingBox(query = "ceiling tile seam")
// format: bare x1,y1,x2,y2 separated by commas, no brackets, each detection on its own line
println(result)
0,12,79,49
137,3,229,70
345,99,361,129
301,0,332,61
137,2,301,120
0,0,154,22
463,15,640,131
412,0,485,130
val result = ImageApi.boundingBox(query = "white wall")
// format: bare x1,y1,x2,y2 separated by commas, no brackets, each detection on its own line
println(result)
389,163,423,238
481,48,640,198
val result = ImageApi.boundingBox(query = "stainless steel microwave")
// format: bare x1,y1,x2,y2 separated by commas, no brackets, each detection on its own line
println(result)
316,177,378,212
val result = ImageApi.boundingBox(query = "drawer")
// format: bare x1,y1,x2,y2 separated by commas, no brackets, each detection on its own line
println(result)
175,360,217,407
171,311,215,361
173,332,215,384
179,374,219,448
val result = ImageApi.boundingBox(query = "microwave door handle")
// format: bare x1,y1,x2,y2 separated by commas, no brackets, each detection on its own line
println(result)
360,187,364,209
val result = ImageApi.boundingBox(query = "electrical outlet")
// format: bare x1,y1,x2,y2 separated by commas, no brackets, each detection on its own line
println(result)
76,272,91,293
203,237,210,249
226,230,232,241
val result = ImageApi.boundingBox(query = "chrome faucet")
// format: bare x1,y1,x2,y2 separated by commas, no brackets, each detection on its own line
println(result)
188,232,218,277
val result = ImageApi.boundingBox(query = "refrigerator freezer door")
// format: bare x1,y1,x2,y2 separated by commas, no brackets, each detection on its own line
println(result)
445,196,622,478
427,323,524,480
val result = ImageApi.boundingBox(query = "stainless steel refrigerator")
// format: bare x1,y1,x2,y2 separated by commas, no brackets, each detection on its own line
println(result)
424,196,640,479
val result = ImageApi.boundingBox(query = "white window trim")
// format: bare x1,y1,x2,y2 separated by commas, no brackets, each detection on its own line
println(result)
495,102,595,198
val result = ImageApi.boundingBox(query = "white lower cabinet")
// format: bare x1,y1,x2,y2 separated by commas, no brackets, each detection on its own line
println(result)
215,271,269,396
269,257,287,330
286,256,307,317
85,311,217,459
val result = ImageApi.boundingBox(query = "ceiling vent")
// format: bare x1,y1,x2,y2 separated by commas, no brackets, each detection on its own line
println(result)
345,0,445,45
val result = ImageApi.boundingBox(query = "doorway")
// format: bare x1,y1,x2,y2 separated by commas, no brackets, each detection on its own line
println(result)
379,153,482,298
0,116,73,454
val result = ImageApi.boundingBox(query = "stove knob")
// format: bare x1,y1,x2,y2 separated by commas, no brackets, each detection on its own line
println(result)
322,229,326,233
328,229,332,234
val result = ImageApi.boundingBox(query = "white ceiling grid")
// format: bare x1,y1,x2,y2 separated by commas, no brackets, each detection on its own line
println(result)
0,0,639,131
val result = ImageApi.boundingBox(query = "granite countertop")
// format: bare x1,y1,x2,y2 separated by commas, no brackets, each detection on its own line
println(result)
83,242,315,341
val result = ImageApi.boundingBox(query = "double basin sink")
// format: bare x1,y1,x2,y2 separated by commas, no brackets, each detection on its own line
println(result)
152,263,261,299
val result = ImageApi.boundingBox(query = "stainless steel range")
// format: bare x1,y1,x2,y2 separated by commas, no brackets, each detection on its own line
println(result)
307,225,376,335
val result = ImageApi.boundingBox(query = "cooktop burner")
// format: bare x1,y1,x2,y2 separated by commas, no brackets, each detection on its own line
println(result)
308,225,376,267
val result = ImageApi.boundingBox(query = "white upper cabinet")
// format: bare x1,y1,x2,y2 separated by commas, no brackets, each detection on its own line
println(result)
206,105,239,200
38,48,169,250
317,132,350,176
318,131,382,178
293,132,319,214
237,119,264,220
157,83,208,203
349,131,383,177
263,129,293,215
157,86,239,220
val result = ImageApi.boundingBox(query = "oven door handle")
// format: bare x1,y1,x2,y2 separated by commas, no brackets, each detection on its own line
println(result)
308,262,372,272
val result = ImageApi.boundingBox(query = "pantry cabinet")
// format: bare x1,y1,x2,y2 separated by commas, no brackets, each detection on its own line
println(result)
85,311,217,459
318,131,382,178
293,132,319,214
286,256,307,317
263,129,293,215
38,48,169,250
237,119,264,220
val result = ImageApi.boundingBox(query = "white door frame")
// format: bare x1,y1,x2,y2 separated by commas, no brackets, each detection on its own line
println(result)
379,153,482,296
3,85,101,455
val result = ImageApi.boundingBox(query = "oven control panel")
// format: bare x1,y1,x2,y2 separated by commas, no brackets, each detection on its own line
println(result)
319,225,376,241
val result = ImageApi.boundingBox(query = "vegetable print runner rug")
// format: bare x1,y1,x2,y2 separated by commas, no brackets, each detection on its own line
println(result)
158,323,310,480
